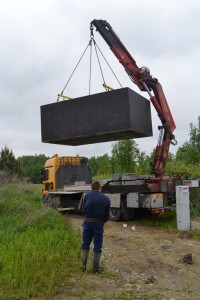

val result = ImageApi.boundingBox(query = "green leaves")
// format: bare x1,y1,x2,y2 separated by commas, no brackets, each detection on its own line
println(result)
88,139,149,176
0,146,22,176
111,139,140,173
17,154,49,183
176,116,200,165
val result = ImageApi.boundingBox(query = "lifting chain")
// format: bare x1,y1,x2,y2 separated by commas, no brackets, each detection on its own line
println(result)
90,23,94,42
57,23,122,101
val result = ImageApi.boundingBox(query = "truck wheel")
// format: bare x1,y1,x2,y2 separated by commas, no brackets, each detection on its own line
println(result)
43,194,61,208
109,207,122,221
43,195,50,206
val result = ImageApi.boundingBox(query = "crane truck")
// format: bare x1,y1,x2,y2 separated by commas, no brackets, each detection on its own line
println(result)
42,20,199,220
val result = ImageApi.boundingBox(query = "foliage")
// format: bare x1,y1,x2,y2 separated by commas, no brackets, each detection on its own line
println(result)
88,156,99,176
166,162,200,179
0,147,48,184
0,170,27,187
0,146,23,177
97,154,112,175
111,139,140,173
0,184,81,300
135,151,151,175
88,142,177,178
176,116,200,164
18,154,49,183
88,154,111,177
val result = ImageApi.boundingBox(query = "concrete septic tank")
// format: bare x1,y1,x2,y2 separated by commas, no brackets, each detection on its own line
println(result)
40,87,153,146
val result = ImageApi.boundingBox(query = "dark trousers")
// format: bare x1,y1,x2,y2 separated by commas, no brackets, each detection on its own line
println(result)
82,222,104,253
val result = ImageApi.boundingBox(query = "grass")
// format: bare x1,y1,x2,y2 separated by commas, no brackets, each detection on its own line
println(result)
0,183,81,299
134,210,178,229
1,183,200,299
133,209,200,241
133,187,200,231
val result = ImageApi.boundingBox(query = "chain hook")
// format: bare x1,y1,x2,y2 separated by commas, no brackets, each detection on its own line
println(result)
90,23,94,40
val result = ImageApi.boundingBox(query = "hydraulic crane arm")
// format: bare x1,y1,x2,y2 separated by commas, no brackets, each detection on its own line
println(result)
91,19,177,177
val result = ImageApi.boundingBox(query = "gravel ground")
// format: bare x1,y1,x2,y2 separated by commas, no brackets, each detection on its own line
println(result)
56,215,200,300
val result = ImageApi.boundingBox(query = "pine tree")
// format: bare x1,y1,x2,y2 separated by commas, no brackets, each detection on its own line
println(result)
0,146,23,176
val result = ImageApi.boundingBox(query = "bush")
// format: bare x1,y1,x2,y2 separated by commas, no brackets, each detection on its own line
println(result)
0,171,27,187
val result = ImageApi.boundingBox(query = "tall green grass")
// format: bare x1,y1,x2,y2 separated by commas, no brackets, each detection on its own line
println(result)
0,184,81,299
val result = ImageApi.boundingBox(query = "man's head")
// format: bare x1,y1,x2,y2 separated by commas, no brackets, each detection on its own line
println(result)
91,181,101,191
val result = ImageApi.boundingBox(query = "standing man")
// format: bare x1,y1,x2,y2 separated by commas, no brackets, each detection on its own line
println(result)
81,181,110,273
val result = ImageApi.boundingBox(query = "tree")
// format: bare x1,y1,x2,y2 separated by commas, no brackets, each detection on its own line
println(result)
166,162,200,179
18,154,49,183
135,151,151,175
97,154,111,176
0,146,23,176
176,116,200,164
88,156,99,177
88,155,111,177
111,139,140,173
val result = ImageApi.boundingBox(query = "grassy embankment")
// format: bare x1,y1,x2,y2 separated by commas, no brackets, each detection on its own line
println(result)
0,184,81,300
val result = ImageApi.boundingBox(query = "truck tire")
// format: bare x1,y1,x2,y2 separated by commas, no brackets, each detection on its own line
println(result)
43,194,61,209
109,207,122,221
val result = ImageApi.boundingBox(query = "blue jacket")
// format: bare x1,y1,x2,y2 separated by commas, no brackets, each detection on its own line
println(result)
83,190,110,223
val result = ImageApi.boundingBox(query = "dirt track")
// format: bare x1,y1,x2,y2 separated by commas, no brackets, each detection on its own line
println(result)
63,215,200,300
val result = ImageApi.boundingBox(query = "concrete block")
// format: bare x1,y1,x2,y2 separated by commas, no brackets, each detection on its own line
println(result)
40,87,153,146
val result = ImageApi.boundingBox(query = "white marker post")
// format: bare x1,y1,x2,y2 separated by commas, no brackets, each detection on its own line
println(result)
176,186,190,231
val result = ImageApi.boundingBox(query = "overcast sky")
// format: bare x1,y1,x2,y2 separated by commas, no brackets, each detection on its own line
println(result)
1,0,199,159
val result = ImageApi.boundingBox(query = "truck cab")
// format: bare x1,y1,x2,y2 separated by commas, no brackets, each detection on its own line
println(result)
41,155,92,198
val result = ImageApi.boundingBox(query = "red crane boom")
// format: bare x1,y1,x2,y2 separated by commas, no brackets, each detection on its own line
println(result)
91,19,177,177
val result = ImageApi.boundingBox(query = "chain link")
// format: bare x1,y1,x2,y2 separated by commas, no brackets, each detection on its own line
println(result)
90,23,94,39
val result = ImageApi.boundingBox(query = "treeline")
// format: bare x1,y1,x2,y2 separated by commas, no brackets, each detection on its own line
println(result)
0,147,48,184
0,116,200,183
89,116,200,179
18,154,49,183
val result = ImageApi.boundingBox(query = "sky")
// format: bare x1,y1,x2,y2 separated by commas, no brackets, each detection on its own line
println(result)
0,0,200,159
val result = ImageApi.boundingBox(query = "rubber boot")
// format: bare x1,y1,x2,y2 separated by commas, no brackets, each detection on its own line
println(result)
93,252,103,274
81,250,89,272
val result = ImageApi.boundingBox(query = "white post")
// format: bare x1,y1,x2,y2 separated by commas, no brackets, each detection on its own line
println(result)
176,186,190,231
